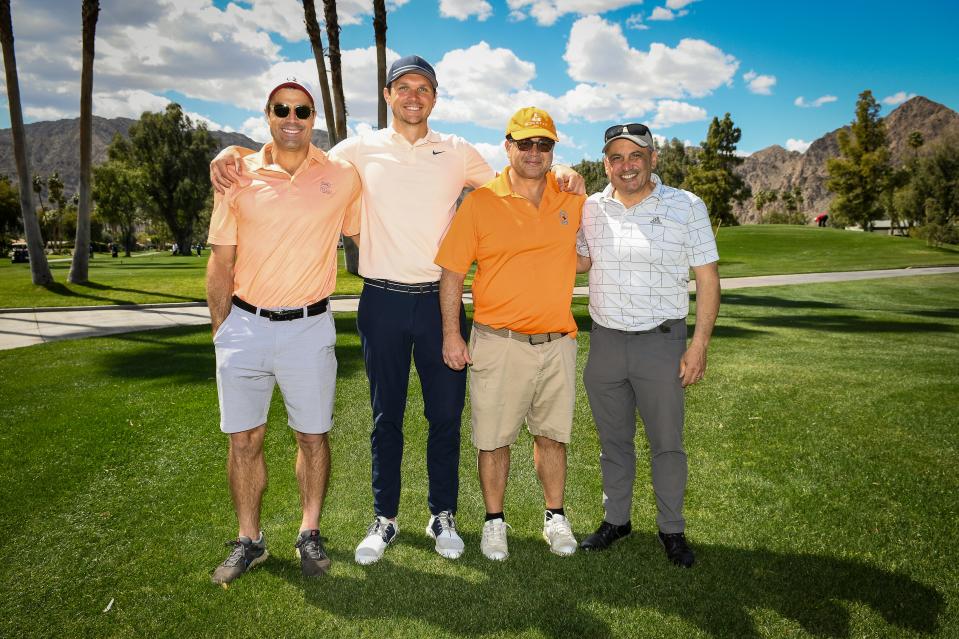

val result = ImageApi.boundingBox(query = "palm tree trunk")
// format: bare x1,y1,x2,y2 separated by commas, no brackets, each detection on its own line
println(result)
322,0,348,142
69,0,99,283
0,0,52,285
373,0,387,129
302,0,337,146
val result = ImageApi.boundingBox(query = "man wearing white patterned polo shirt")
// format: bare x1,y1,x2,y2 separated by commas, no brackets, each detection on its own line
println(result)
575,123,720,568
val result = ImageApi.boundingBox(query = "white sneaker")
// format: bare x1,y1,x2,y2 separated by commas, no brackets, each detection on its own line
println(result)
425,511,465,559
480,518,511,561
355,516,398,565
543,513,577,556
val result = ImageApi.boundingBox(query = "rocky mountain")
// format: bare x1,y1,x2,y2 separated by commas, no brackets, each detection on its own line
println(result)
0,116,331,197
735,96,959,223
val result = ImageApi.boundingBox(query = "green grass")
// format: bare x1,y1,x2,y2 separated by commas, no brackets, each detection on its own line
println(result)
1,274,956,638
2,226,957,308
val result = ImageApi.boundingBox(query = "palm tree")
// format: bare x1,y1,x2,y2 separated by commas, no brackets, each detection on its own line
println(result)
69,0,99,283
373,0,387,129
302,0,337,146
322,0,348,142
0,0,52,284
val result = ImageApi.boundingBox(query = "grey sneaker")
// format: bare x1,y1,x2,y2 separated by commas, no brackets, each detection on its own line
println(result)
211,533,268,585
543,513,577,556
426,511,465,559
355,516,398,565
480,518,511,561
295,529,331,577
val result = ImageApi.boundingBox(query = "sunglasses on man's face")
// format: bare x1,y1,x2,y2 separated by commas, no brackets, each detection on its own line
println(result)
510,137,556,152
271,103,315,120
604,123,650,142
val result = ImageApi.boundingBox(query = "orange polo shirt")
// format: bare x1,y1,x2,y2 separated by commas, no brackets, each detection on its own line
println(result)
435,167,584,336
207,142,360,308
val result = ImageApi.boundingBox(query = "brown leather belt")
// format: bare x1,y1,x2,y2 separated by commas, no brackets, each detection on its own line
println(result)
474,322,567,346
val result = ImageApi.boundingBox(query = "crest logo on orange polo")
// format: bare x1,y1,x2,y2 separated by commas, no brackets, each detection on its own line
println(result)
559,210,568,225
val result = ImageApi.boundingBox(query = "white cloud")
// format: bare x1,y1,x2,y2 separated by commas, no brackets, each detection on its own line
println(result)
625,13,649,30
785,138,811,153
648,7,678,20
565,16,739,99
506,0,640,26
473,142,509,170
440,0,493,20
240,116,271,144
666,0,698,8
93,90,171,119
743,70,776,95
650,100,707,128
882,91,917,106
794,95,838,108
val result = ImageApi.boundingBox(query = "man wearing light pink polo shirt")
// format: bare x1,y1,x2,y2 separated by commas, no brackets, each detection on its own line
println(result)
207,77,360,585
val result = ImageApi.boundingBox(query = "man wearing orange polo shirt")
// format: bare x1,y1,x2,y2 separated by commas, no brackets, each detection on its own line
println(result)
436,107,585,561
206,77,360,585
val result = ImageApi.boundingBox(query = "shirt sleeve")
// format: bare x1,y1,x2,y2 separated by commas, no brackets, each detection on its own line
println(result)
434,192,479,274
685,194,720,266
207,187,238,245
328,136,356,165
462,142,495,189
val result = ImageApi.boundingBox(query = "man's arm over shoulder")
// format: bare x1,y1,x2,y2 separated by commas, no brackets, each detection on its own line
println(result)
210,145,256,194
452,136,495,188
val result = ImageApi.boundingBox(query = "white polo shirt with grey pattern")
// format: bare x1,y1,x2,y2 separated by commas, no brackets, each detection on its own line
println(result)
576,174,719,332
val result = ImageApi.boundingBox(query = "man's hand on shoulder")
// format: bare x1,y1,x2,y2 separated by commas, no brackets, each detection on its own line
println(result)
552,164,586,195
210,146,254,194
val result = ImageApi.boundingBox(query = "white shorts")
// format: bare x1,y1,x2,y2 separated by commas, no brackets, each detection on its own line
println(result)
213,306,337,434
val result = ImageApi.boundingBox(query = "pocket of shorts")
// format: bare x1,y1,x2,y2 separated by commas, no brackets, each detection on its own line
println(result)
213,310,234,342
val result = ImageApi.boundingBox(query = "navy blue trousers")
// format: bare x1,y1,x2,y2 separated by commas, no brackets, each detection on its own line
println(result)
357,283,468,518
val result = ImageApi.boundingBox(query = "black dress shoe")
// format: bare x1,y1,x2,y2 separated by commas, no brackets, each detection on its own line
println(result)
580,520,632,550
658,531,695,568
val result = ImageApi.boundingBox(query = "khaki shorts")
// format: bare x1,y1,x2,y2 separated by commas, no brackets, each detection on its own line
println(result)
213,306,337,434
468,326,577,450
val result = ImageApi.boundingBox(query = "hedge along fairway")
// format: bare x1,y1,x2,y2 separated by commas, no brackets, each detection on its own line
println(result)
2,226,957,308
0,275,956,638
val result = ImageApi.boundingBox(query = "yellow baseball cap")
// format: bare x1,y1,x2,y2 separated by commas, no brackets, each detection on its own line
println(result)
505,107,558,142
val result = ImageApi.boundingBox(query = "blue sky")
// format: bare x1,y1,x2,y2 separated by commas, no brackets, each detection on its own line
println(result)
3,0,958,168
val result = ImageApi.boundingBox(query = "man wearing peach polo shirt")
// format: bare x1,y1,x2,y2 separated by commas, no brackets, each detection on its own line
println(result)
206,77,360,585
436,107,584,561
210,56,585,566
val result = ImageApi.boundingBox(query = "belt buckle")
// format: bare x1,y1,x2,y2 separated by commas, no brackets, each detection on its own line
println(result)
528,333,549,346
269,308,302,322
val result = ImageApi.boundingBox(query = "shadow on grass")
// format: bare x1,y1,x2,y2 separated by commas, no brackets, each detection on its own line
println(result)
98,324,365,382
41,281,200,305
752,315,956,334
719,293,846,310
262,535,944,639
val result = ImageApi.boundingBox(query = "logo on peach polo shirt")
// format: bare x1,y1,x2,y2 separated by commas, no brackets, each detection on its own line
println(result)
319,181,332,194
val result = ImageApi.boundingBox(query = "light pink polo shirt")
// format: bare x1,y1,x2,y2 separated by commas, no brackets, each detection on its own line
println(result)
329,127,494,283
208,143,361,308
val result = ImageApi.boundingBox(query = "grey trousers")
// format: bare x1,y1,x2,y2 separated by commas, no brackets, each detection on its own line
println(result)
583,321,688,534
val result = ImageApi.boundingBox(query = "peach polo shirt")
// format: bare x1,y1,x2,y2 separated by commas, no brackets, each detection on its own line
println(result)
435,167,585,336
207,142,360,308
329,127,494,283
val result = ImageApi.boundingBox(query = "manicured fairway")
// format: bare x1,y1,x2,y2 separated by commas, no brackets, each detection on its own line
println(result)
1,226,957,308
1,275,956,638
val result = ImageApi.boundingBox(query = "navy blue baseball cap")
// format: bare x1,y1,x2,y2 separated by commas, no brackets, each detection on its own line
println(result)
386,55,438,89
